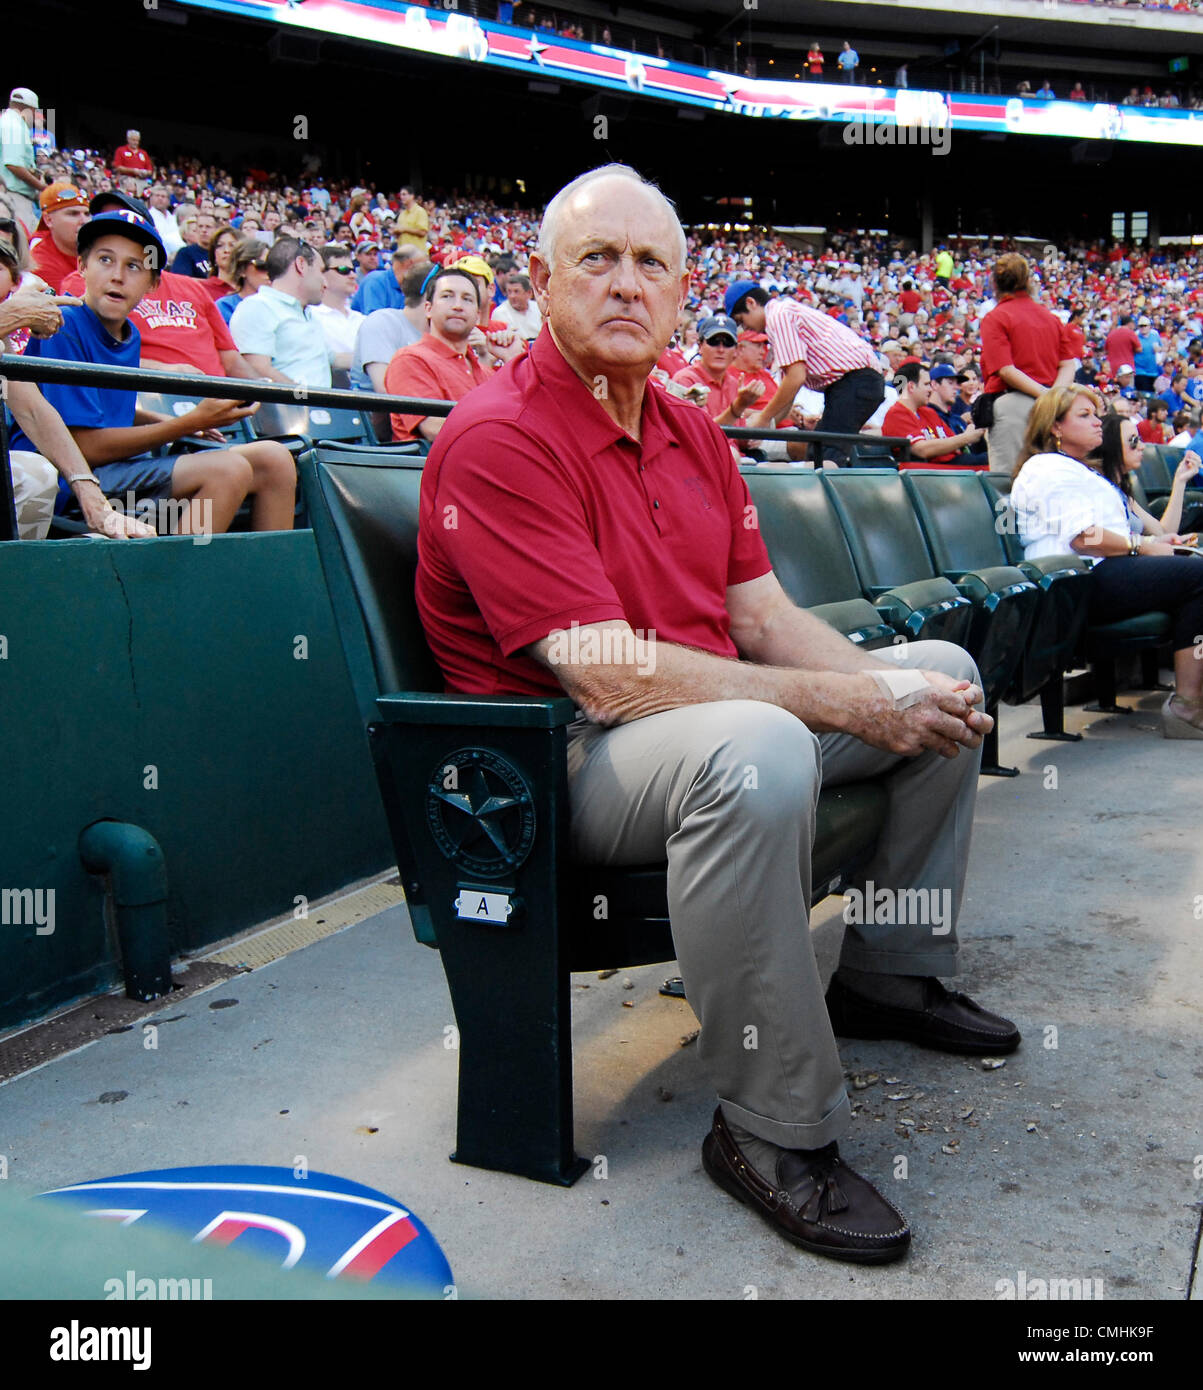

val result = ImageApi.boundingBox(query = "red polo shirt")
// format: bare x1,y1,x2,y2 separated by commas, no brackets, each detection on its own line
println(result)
385,334,490,442
416,329,771,696
114,145,153,176
671,361,742,421
980,294,1073,395
29,233,78,294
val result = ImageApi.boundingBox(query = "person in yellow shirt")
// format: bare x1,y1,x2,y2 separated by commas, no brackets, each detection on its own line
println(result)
935,245,955,287
396,186,429,250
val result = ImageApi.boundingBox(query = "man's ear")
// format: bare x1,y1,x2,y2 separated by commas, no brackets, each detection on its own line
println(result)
529,253,551,313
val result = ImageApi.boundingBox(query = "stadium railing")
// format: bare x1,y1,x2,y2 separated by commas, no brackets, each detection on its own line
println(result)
0,355,915,542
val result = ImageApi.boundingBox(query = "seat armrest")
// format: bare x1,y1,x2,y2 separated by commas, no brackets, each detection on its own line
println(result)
375,691,579,728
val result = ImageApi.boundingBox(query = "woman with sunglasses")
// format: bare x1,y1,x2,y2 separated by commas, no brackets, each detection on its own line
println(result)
214,238,270,325
1096,410,1203,541
1011,386,1203,738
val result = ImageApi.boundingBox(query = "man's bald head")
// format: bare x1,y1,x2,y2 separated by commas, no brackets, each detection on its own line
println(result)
537,165,687,272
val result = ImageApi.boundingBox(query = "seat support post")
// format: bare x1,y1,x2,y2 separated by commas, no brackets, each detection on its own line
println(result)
374,718,589,1186
1027,676,1082,743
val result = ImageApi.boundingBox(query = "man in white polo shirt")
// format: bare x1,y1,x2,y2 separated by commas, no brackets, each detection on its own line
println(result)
229,235,332,387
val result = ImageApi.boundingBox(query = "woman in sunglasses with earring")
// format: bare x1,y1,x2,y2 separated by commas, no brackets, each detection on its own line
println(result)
1096,409,1203,544
1011,385,1203,738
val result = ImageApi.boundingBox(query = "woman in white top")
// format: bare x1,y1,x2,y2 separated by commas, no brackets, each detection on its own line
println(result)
1011,385,1203,738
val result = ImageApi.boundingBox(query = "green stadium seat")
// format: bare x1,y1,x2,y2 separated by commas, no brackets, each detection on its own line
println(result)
250,400,374,449
299,442,889,1186
740,468,898,649
903,470,1084,724
136,390,252,451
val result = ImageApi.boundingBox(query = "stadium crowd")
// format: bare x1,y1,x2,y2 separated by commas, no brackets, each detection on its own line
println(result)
3,104,1203,533
5,99,1203,1267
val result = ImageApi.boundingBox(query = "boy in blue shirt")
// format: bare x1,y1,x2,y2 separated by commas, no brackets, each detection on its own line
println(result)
10,210,296,534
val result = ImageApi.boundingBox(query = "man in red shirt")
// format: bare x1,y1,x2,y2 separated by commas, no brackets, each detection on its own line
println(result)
112,130,153,189
1137,399,1171,445
417,164,1012,1265
734,329,777,403
29,181,90,292
1105,314,1141,377
670,314,765,425
979,253,1076,473
384,266,494,444
883,362,986,468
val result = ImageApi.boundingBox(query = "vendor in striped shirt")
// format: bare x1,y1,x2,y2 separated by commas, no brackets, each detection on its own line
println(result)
726,280,885,465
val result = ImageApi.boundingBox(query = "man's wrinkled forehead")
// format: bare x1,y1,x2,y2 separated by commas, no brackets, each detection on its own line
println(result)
556,180,682,267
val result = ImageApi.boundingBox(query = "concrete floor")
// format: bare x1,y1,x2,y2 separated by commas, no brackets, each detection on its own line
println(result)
2,690,1200,1301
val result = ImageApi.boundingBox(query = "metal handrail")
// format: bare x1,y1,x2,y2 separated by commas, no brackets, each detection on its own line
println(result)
0,355,912,540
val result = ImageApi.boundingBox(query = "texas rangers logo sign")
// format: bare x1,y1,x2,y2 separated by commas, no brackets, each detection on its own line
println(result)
39,1166,452,1295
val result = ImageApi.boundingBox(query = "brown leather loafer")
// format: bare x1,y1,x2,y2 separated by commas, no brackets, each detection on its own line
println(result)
701,1107,910,1264
826,974,1021,1055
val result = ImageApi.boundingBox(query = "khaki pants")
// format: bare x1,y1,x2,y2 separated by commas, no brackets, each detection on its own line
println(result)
987,391,1035,475
565,641,981,1149
9,451,58,539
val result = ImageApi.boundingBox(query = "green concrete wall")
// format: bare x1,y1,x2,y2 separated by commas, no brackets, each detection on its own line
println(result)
0,531,392,1029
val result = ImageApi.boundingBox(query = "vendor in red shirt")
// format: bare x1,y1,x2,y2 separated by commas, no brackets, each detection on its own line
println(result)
979,252,1076,473
670,314,766,426
883,362,986,469
384,266,496,444
806,43,824,79
113,130,153,185
29,181,90,292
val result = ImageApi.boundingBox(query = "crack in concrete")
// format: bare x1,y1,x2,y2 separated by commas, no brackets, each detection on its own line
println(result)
107,552,140,711
1188,1198,1203,1301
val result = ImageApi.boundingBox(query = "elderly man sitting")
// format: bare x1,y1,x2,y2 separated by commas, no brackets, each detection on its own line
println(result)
415,165,1019,1265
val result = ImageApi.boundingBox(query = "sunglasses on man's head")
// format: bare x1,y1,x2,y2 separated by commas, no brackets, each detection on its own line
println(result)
0,218,18,237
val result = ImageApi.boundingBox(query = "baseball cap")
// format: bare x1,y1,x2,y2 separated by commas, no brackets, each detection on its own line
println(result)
77,209,166,267
354,239,380,254
880,339,905,356
724,280,760,318
9,87,38,108
698,314,740,343
738,330,768,343
88,190,150,220
929,364,958,382
1115,364,1134,377
39,181,90,217
449,254,495,285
